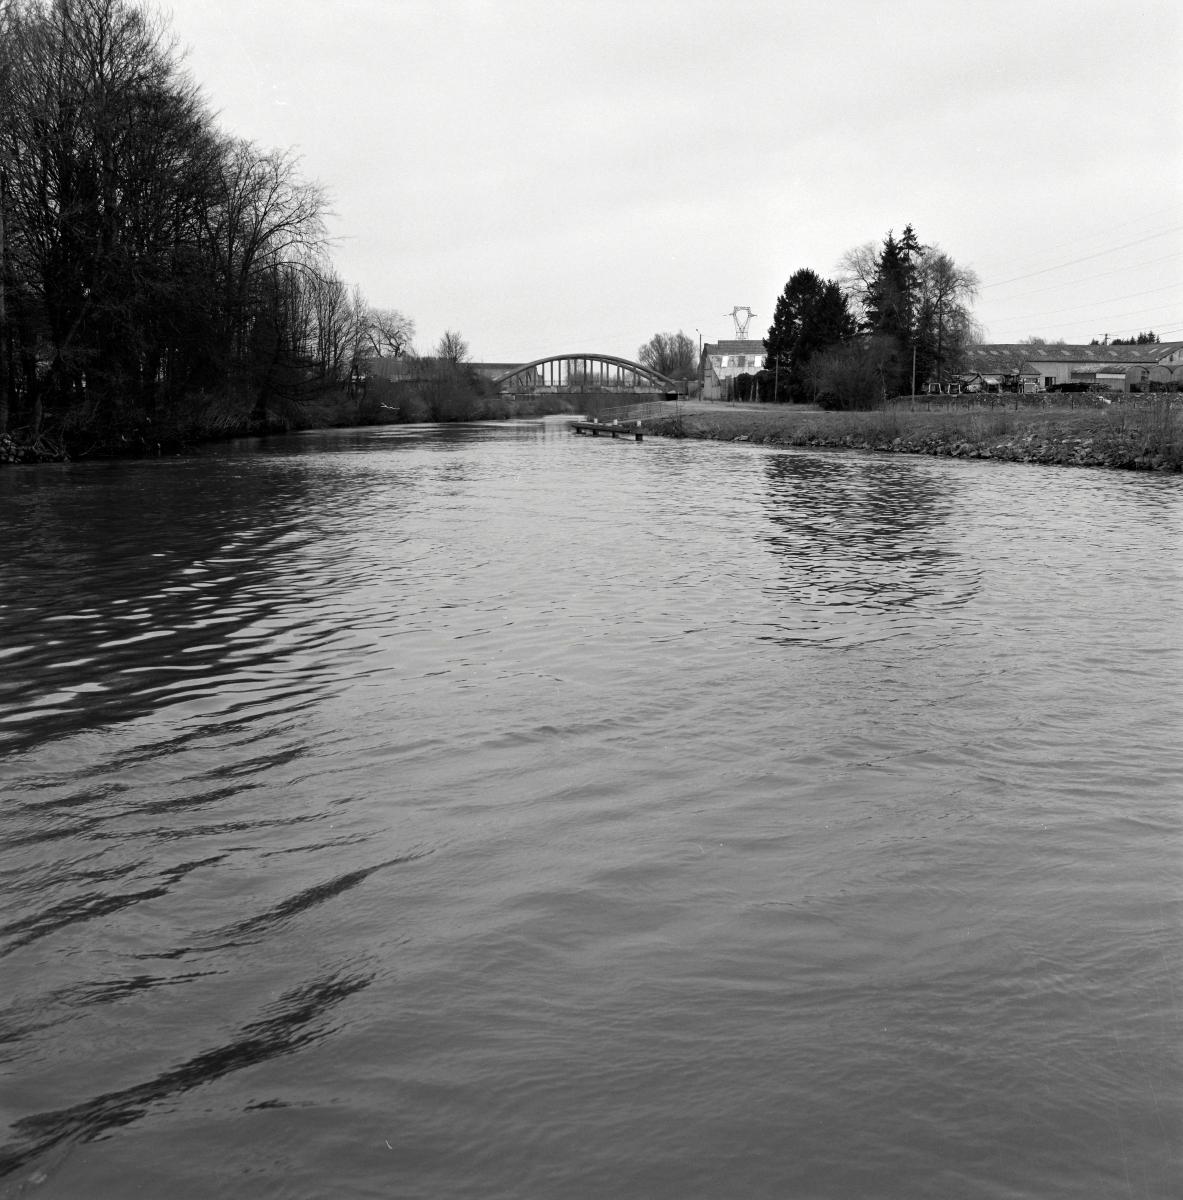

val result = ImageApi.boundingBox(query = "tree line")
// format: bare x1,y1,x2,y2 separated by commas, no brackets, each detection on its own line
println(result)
1098,332,1159,346
0,0,413,453
762,224,980,408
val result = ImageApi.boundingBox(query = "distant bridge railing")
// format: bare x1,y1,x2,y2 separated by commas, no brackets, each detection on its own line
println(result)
577,400,676,423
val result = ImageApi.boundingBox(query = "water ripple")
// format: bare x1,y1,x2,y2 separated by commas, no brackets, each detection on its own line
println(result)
0,966,374,1178
1,425,1180,1196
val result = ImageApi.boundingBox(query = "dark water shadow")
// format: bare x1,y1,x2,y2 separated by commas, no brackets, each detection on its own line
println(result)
0,965,374,1180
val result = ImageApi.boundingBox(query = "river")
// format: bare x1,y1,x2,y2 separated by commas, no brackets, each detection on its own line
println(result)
1,420,1180,1198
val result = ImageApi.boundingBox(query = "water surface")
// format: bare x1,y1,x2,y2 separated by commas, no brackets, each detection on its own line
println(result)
2,422,1180,1198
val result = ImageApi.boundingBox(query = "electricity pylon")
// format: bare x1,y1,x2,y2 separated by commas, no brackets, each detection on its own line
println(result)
727,306,756,339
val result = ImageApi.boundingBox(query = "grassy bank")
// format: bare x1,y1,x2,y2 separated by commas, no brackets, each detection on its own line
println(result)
645,398,1182,472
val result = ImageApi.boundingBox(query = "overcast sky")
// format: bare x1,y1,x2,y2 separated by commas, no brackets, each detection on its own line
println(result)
162,0,1183,362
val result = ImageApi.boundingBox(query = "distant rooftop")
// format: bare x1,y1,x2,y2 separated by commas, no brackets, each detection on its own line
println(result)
968,342,1183,366
702,340,765,356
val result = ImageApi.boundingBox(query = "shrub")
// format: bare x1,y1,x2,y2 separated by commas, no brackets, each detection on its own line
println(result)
810,336,897,410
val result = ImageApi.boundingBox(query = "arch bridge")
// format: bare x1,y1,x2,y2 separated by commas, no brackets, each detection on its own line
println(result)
491,353,679,395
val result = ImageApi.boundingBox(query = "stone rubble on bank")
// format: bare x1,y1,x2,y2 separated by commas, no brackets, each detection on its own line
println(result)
645,415,1181,472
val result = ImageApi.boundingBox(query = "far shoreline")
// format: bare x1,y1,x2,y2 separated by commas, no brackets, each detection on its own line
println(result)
3,394,1179,474
641,397,1182,473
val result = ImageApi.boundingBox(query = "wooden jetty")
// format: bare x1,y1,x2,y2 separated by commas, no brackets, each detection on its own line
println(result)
571,419,644,442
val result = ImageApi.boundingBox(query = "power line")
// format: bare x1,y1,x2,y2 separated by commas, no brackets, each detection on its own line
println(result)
1096,326,1183,343
997,282,1182,323
1113,322,1183,337
979,204,1182,264
979,251,1183,304
991,321,1183,343
980,225,1183,290
992,301,1182,336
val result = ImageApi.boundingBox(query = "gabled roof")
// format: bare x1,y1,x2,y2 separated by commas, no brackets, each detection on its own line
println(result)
702,340,766,356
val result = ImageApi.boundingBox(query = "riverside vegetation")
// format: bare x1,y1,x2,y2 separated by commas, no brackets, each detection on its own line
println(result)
646,394,1182,472
0,2,611,467
0,0,444,466
0,373,577,465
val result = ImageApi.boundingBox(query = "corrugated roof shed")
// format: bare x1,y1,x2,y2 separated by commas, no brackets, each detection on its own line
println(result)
965,343,1183,369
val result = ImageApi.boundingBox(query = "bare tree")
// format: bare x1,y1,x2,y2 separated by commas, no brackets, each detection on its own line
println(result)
201,140,328,383
367,308,415,359
918,251,980,385
0,0,223,420
637,330,696,380
0,0,408,448
0,0,11,435
835,241,880,323
436,330,469,364
296,260,353,383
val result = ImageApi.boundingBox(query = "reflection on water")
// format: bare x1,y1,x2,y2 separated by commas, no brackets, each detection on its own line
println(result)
758,454,977,644
0,458,354,754
1,424,1181,1199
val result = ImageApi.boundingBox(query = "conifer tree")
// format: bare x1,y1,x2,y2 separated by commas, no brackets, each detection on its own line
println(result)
763,268,856,402
853,224,977,395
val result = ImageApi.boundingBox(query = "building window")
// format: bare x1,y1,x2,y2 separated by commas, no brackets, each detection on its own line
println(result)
1044,377,1055,389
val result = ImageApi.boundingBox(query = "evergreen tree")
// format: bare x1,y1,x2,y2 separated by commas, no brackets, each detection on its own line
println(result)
763,268,856,402
862,226,925,394
865,228,920,341
852,224,978,395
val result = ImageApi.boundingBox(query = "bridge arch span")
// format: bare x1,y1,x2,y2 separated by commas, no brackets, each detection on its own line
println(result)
491,353,676,393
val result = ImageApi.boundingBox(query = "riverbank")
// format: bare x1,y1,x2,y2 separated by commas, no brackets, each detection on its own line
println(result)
0,414,303,465
644,399,1182,471
6,395,1179,472
0,386,579,466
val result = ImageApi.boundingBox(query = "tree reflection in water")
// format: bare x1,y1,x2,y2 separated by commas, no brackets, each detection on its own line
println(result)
757,453,978,645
